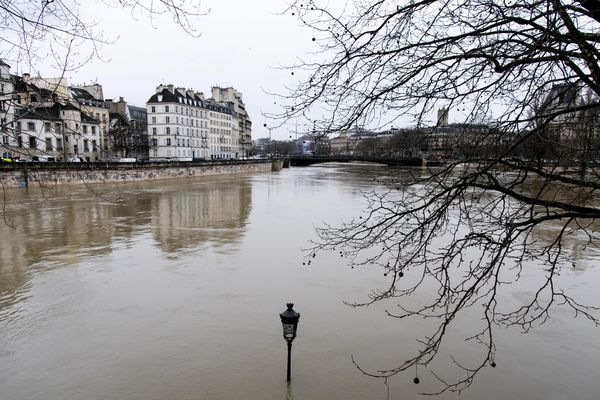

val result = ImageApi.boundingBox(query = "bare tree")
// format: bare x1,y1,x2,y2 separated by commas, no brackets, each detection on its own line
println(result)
0,0,205,72
281,0,600,394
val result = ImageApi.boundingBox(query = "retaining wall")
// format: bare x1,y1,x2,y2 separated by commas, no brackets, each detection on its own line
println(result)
0,160,281,188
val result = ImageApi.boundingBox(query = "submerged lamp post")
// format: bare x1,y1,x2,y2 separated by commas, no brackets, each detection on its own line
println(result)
279,303,300,381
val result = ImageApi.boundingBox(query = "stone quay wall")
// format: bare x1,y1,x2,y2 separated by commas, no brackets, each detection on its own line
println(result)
0,160,282,188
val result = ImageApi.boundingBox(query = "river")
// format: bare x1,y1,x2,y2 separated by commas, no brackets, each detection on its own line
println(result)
1,163,599,399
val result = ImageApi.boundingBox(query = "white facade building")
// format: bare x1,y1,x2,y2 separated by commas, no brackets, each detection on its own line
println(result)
210,87,252,158
0,59,16,155
1,60,103,161
146,84,236,161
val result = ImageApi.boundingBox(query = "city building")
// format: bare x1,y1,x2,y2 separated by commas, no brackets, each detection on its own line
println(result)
0,60,108,161
0,59,15,157
71,84,110,159
210,87,252,158
146,84,238,161
106,97,149,160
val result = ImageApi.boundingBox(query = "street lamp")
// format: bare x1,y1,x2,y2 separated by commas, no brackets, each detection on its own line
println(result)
279,303,300,381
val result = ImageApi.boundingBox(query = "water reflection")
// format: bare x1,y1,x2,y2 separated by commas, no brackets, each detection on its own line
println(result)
0,176,252,316
285,382,295,400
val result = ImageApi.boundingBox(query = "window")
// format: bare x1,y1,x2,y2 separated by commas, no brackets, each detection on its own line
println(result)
152,127,157,135
166,138,171,146
45,138,52,152
27,122,35,131
165,105,170,112
165,116,170,123
44,122,51,132
29,136,36,149
17,136,23,148
84,139,89,152
74,144,78,154
0,84,3,94
152,117,156,124
92,126,96,135
166,127,171,135
152,138,158,146
83,125,88,134
1,118,6,132
151,106,155,113
175,106,178,113
56,138,63,151
92,140,97,152
176,127,179,135
2,136,8,145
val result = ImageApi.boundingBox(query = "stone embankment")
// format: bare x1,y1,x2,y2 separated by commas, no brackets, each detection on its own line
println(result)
0,160,283,188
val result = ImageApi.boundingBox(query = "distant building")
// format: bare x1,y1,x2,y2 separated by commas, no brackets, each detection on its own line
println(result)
210,87,252,158
0,61,106,161
106,97,149,160
71,84,110,159
146,84,240,161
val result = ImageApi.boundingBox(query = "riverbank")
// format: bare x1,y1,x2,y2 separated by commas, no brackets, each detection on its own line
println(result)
0,159,283,187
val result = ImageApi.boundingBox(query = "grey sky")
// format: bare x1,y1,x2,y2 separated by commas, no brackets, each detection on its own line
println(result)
67,1,313,140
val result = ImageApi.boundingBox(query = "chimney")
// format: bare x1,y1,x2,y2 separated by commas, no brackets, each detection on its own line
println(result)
119,97,125,103
22,73,30,82
167,84,174,93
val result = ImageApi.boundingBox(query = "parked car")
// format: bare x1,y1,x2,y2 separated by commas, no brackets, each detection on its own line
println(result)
116,157,138,163
67,157,82,163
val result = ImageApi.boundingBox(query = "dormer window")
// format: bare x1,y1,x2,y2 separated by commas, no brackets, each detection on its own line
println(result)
157,95,163,101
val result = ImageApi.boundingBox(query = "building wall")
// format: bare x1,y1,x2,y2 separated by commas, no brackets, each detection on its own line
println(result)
0,61,15,155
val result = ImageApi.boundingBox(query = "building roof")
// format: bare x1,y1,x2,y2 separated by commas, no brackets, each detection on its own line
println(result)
14,103,63,121
70,86,107,108
541,82,580,111
147,87,233,115
81,112,100,124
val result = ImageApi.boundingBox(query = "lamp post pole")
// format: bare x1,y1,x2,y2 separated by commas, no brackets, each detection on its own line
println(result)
286,340,292,382
279,303,300,382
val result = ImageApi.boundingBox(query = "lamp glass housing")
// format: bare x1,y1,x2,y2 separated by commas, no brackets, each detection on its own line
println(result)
279,303,300,342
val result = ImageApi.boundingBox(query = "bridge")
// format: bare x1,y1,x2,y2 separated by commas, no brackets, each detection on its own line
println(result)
285,155,426,167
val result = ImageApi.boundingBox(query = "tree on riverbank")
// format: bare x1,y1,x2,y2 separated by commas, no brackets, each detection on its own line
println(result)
284,0,600,393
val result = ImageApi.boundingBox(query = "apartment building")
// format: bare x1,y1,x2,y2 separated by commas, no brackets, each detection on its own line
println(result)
210,86,252,158
146,84,237,161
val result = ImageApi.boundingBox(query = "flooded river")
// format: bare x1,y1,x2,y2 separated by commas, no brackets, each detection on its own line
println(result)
1,164,599,399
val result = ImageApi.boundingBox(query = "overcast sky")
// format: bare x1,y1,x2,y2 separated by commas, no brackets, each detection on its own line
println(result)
65,0,313,140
